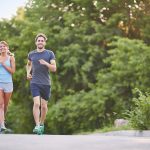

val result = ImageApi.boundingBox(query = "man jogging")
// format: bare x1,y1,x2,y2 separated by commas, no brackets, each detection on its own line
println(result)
26,33,56,134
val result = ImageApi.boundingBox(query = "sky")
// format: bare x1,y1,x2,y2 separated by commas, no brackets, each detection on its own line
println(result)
0,0,27,19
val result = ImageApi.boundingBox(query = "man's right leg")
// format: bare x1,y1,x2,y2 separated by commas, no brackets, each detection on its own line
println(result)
33,96,41,134
30,83,42,134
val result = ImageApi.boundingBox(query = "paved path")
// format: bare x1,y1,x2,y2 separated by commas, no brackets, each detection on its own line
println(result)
0,134,150,150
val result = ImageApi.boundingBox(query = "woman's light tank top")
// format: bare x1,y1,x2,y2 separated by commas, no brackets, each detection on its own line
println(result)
0,56,12,83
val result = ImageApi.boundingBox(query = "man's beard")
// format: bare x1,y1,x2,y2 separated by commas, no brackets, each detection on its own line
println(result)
38,45,44,49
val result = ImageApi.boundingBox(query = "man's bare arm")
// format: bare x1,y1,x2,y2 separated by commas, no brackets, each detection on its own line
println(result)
26,60,32,80
39,59,57,72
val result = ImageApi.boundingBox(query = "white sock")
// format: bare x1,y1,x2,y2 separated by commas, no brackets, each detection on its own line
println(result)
1,122,6,129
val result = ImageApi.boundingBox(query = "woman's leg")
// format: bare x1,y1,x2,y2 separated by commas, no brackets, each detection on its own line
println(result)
0,90,4,127
4,92,12,116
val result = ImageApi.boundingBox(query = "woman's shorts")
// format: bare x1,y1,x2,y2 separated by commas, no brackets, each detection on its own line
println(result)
0,82,13,93
30,83,51,101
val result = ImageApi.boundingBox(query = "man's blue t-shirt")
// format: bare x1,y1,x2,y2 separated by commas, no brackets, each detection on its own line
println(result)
28,49,55,85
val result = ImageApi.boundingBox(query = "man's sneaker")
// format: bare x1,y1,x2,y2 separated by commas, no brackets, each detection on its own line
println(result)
33,126,42,135
40,125,44,134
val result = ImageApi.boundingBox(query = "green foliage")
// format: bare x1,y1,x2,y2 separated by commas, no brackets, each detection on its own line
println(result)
97,37,150,109
46,90,105,134
0,0,150,134
127,89,150,130
6,101,33,133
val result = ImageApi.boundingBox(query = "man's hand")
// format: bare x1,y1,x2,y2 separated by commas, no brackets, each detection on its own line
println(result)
39,59,48,65
39,59,56,72
27,73,32,80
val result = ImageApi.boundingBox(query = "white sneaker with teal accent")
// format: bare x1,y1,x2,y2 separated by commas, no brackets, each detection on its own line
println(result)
33,126,42,134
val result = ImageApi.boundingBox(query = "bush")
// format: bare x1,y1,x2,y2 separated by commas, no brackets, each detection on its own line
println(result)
46,90,106,134
127,89,150,130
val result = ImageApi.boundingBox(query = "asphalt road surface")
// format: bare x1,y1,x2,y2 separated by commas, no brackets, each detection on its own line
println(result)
0,134,150,150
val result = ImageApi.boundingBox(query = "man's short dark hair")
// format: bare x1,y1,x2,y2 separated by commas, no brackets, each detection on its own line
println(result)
35,33,47,42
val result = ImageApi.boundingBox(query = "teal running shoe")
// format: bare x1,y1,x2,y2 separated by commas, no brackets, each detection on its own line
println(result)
40,125,44,134
33,126,42,135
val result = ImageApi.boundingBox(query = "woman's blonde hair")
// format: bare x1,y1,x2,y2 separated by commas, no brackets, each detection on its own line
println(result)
0,41,9,47
0,41,14,56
